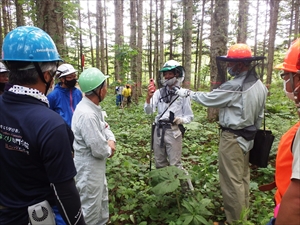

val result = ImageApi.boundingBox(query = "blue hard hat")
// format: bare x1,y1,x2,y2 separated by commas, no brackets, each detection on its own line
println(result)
2,26,62,62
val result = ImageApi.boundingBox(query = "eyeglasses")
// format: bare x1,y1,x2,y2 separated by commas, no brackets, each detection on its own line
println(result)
49,70,57,78
280,72,296,80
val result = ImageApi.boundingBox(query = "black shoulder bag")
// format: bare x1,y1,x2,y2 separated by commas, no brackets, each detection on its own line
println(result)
249,112,275,168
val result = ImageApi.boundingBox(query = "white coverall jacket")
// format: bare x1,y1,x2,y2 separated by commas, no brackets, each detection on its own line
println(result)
71,96,116,225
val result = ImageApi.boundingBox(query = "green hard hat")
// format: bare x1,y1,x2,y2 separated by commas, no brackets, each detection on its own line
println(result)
159,60,185,78
78,67,109,93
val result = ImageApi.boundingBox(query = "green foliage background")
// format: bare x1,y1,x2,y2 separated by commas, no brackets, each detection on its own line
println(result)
100,79,298,225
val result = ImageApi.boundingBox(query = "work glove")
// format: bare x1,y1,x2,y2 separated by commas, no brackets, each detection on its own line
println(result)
173,117,184,125
176,88,190,97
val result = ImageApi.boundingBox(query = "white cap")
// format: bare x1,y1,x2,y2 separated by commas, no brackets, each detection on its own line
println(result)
56,64,77,78
0,62,9,73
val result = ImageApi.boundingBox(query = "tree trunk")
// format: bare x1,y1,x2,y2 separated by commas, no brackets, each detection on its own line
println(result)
266,0,280,87
293,0,299,40
130,0,138,103
114,0,124,81
148,0,153,81
78,0,83,71
159,0,164,69
208,0,229,122
261,0,269,82
96,1,101,69
169,0,173,59
2,0,9,36
14,0,25,26
137,0,143,96
104,0,108,75
36,0,65,58
153,0,159,86
86,1,94,67
182,0,193,89
195,0,206,90
237,0,249,43
253,0,260,56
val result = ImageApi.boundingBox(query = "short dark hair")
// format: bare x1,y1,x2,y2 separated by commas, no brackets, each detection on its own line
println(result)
4,61,57,85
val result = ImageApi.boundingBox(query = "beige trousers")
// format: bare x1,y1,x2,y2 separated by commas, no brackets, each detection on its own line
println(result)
218,131,250,224
153,125,182,168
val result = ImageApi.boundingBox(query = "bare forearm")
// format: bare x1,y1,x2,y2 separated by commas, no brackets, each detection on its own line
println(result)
276,179,300,225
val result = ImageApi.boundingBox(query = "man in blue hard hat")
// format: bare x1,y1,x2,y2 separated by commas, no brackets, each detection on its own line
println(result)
0,26,86,225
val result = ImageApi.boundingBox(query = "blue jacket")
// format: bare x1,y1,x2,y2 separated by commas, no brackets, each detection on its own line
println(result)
47,83,82,126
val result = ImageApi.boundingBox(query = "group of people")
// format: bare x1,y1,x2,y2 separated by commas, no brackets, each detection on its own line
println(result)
145,41,300,225
145,44,268,224
115,82,132,108
0,25,299,225
0,26,115,225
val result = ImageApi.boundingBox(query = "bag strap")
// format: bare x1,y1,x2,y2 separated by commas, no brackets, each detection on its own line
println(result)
263,109,266,131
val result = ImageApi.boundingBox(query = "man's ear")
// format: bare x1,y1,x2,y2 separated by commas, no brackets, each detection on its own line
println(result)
43,71,53,83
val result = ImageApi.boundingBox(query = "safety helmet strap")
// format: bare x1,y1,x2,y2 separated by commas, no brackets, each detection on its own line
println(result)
33,62,52,95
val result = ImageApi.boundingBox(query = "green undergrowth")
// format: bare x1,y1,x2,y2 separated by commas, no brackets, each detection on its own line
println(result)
100,80,298,225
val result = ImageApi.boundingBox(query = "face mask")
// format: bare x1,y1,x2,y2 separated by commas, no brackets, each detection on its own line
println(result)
64,79,77,88
163,77,177,87
227,67,237,76
283,79,295,101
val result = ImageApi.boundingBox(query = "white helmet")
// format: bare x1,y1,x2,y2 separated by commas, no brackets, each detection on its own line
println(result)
56,64,77,78
159,60,185,86
0,62,9,73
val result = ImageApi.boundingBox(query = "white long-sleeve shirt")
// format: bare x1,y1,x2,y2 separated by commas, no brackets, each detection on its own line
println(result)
144,86,194,124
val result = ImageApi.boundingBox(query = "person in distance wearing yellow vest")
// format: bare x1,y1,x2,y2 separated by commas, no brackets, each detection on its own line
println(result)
121,84,132,107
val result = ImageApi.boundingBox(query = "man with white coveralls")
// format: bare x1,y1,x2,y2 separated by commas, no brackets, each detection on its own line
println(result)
71,67,116,225
144,60,194,190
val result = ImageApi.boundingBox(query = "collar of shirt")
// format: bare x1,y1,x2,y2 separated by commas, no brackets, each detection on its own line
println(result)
8,85,49,107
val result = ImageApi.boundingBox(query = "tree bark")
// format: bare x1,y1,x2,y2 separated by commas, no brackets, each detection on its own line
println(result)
14,0,25,26
237,0,249,43
153,0,159,85
114,0,124,81
86,1,94,67
293,0,299,40
209,0,229,122
2,0,9,36
159,0,164,70
130,0,137,103
78,0,83,71
137,0,143,96
36,0,65,58
182,0,193,89
195,0,206,90
148,0,153,81
266,0,280,87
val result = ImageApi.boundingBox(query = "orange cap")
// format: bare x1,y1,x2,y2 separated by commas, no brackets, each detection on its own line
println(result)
227,43,252,58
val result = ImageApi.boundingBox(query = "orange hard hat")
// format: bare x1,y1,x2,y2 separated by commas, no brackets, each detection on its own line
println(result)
275,39,300,73
217,43,264,62
226,43,252,59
